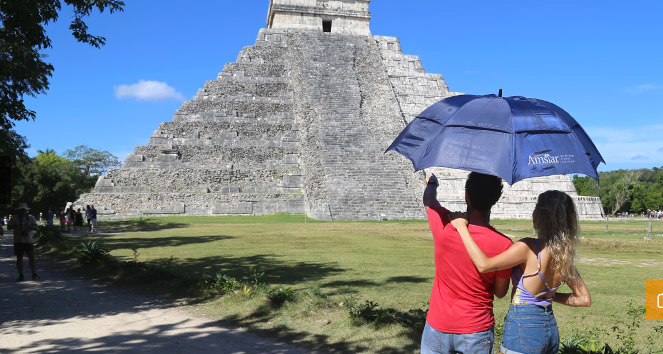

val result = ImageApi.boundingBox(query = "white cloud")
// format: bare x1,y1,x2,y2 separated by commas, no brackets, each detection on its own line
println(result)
114,80,185,101
621,83,663,95
584,124,663,168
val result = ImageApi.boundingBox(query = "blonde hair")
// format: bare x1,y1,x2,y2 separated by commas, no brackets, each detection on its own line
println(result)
533,190,580,281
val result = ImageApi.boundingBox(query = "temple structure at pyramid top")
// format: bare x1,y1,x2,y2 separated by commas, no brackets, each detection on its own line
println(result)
76,0,604,220
267,0,371,35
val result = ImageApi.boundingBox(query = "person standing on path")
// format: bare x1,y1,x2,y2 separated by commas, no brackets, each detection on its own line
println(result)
47,208,54,226
6,203,39,281
89,205,98,232
85,205,92,232
421,172,513,354
75,208,84,233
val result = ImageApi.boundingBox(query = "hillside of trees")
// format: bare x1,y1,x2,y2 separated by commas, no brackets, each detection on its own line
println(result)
3,146,120,218
573,167,663,215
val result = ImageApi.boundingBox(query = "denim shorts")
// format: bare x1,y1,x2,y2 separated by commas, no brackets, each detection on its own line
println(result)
421,321,494,354
500,305,559,354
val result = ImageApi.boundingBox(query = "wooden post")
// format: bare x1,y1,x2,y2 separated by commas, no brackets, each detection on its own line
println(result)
605,216,609,232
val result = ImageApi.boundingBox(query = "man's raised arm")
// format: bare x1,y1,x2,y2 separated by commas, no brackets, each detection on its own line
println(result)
423,173,441,208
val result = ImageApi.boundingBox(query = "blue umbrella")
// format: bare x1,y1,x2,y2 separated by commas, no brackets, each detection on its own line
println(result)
386,93,605,185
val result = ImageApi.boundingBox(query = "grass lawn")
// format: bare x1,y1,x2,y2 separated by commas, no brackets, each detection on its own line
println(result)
58,215,663,353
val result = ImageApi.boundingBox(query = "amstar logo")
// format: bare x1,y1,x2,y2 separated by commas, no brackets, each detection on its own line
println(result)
528,153,560,166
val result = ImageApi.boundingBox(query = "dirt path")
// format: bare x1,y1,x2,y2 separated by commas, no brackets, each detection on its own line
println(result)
0,232,320,354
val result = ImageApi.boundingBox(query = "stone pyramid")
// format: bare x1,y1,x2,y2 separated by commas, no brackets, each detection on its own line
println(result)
76,0,604,220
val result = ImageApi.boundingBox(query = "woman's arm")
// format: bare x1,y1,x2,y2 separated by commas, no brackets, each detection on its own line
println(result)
553,274,591,307
450,216,530,273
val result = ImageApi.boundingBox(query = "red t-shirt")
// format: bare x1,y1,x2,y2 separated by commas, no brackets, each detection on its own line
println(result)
426,204,513,333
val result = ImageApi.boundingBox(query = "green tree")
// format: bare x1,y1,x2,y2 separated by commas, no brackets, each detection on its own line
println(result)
612,170,640,214
0,128,29,158
0,128,29,215
572,175,599,197
63,144,120,179
11,149,87,216
0,0,124,131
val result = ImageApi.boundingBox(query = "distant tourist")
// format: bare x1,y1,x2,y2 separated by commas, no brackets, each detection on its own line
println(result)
89,205,98,232
6,203,39,281
451,190,591,354
58,207,66,232
86,205,92,232
47,208,54,226
65,205,75,233
421,172,512,354
75,208,84,232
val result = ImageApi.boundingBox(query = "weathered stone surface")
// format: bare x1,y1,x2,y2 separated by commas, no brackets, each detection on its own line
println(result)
76,0,604,220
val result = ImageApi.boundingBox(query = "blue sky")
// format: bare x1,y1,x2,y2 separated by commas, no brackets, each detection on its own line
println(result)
14,0,663,172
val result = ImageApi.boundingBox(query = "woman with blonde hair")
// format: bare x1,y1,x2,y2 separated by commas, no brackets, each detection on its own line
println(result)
451,190,591,354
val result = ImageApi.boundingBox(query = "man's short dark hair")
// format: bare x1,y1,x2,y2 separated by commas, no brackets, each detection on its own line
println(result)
465,172,503,212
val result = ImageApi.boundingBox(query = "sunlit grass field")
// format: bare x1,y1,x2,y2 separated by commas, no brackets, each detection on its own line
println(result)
74,215,663,353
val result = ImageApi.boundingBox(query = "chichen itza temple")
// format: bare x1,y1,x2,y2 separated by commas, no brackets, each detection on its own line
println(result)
76,0,604,220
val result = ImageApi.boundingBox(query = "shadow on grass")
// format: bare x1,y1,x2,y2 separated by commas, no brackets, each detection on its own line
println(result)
94,235,234,251
99,219,188,233
384,276,428,284
173,255,347,287
219,304,422,354
321,276,428,296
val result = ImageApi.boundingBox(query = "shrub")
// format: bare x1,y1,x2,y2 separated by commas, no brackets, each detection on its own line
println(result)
206,273,241,294
265,285,295,308
243,265,265,289
204,266,267,298
77,241,110,264
559,337,609,354
304,285,333,309
348,300,395,327
348,300,427,330
563,299,663,354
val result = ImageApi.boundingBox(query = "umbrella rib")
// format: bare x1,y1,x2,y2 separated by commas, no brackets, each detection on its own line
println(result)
444,124,512,134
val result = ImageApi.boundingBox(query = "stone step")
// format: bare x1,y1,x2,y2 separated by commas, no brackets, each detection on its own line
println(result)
221,63,286,78
235,44,288,64
190,92,294,104
96,183,303,195
132,145,298,164
177,97,292,116
122,159,300,171
172,111,295,123
76,192,305,218
147,136,299,148
148,121,299,146
196,80,291,99
98,170,306,192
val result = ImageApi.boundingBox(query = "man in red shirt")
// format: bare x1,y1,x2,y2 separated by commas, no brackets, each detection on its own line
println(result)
421,172,513,354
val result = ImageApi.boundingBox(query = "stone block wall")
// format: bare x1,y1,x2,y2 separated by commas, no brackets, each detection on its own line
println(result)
267,0,371,35
77,28,304,218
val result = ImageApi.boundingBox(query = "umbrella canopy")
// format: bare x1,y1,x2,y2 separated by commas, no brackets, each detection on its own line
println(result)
386,94,605,185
